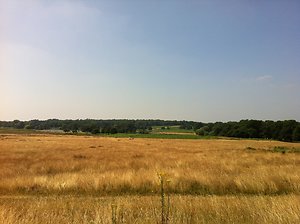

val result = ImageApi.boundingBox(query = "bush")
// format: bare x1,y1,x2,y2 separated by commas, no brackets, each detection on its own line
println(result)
195,129,205,136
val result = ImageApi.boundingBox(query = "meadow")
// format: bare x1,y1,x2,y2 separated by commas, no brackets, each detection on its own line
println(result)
0,133,300,223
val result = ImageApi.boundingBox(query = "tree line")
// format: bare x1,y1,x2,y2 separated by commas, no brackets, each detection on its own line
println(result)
190,119,300,142
0,119,299,142
0,119,182,134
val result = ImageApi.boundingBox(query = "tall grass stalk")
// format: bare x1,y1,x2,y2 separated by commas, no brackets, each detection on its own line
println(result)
158,172,171,224
111,203,117,224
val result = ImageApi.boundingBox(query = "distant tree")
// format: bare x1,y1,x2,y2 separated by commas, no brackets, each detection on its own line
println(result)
91,128,100,134
110,127,118,134
195,129,205,136
193,122,204,131
261,120,275,139
63,128,70,133
211,122,224,136
293,125,300,142
195,126,210,136
13,120,25,129
138,129,149,134
278,120,297,142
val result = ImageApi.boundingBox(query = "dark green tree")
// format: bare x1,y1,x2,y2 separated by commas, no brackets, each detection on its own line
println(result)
293,125,300,142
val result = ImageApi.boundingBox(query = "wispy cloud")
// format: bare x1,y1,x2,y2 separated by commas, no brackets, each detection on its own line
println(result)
256,75,272,82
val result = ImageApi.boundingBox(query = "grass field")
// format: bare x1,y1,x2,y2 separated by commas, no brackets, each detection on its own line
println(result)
0,133,300,223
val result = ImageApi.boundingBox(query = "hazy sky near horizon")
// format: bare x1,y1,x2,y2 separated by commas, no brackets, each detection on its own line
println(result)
1,0,300,122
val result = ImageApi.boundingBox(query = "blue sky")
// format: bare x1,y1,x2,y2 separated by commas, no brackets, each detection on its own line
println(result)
1,0,299,122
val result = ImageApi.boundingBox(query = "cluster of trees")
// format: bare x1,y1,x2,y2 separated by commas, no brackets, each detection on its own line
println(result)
0,119,183,135
192,120,300,142
1,119,299,142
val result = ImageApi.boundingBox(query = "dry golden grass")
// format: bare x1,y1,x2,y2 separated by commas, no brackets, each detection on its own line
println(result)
0,195,299,224
0,134,299,195
1,133,300,223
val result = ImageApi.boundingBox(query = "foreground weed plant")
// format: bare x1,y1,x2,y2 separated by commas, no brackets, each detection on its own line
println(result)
157,172,171,224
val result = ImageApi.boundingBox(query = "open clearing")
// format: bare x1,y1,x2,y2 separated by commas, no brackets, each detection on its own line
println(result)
0,134,300,223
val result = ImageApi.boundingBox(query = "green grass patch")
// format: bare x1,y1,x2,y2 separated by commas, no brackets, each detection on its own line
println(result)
152,126,194,134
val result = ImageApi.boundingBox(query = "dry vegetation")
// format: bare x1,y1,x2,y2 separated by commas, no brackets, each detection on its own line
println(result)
0,133,300,223
1,195,299,224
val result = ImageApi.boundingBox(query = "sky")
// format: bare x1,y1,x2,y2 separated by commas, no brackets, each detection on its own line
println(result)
1,0,300,122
